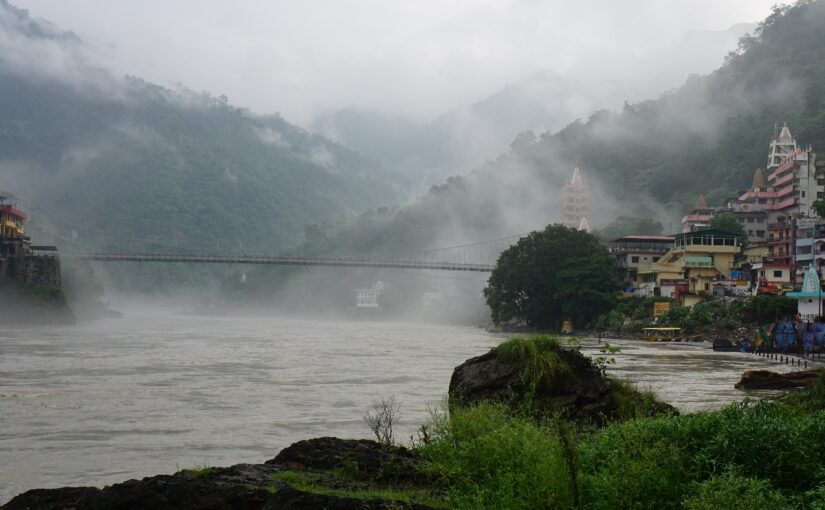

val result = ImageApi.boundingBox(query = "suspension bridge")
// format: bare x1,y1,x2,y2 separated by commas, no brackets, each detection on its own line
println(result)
53,224,528,273
65,252,496,272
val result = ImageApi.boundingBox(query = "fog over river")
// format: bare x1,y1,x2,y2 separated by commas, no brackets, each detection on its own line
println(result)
0,313,800,502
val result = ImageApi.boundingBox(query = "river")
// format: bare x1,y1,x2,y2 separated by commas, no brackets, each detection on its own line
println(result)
0,313,802,503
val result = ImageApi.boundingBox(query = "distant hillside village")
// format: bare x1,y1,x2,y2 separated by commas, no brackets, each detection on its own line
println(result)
593,123,825,316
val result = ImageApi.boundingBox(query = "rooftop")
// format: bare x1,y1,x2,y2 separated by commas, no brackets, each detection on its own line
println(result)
610,235,675,243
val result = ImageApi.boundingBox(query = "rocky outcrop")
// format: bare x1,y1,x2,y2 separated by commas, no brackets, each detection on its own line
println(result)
735,369,823,390
2,439,432,510
267,437,423,483
449,345,674,423
2,464,276,510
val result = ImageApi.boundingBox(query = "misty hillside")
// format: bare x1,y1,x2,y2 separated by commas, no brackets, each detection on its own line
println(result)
0,1,399,253
312,23,754,192
299,0,825,256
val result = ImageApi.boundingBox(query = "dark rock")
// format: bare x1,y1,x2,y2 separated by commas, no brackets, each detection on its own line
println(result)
735,369,823,390
2,464,276,510
263,487,437,510
449,345,672,423
267,437,423,483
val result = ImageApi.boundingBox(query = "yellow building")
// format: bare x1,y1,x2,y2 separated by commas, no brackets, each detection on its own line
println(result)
0,204,26,238
639,229,739,306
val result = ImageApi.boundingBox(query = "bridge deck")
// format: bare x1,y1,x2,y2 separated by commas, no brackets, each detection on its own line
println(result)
65,252,494,272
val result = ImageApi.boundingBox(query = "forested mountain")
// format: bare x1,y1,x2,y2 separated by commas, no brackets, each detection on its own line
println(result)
0,1,399,254
300,0,825,257
311,23,754,192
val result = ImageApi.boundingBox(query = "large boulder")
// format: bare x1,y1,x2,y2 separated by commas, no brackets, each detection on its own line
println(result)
735,369,823,390
449,342,673,423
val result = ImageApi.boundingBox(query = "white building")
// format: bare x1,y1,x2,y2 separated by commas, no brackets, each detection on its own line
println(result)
355,281,386,308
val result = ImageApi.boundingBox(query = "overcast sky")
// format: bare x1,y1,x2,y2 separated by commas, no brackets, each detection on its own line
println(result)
14,0,778,124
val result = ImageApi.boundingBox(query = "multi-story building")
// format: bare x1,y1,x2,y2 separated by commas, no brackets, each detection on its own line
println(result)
794,218,825,277
608,235,675,290
562,167,589,230
0,192,31,258
638,228,738,306
729,168,769,244
763,124,820,268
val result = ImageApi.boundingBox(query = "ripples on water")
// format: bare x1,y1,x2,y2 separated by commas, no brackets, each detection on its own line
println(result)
0,314,806,502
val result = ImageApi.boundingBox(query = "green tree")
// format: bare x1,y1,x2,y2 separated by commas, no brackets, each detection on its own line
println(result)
813,199,825,219
709,213,748,249
484,224,621,329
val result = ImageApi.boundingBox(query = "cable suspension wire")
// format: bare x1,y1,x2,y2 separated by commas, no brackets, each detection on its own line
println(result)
44,216,529,268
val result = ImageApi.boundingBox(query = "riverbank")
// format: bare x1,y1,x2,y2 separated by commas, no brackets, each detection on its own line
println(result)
5,335,825,509
0,281,75,326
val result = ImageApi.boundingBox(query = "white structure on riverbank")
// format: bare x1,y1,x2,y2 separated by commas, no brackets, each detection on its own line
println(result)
355,281,386,308
786,264,824,320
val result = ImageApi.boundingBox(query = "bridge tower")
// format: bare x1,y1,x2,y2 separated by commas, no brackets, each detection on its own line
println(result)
563,167,589,231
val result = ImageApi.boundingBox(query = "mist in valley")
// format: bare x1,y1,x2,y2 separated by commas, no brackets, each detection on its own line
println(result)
0,0,783,323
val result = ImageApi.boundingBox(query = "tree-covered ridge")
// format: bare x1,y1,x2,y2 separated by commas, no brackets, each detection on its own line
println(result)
0,1,399,253
299,0,825,257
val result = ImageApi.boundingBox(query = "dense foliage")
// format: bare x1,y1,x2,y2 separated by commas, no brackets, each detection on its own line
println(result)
484,225,621,329
417,374,825,510
709,213,749,248
598,296,799,334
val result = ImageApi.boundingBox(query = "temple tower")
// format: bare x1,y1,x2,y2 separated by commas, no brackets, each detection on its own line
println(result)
563,167,589,230
767,122,798,171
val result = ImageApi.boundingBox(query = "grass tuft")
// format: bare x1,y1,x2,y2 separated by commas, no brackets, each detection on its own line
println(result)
497,335,570,390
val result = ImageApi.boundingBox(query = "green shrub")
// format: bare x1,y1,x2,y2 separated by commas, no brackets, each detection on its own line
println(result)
578,414,714,510
691,400,825,491
419,402,575,510
607,378,670,420
682,470,789,510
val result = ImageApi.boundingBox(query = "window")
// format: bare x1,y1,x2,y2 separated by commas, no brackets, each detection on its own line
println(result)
652,257,660,262
631,256,639,263
773,270,783,278
802,190,807,198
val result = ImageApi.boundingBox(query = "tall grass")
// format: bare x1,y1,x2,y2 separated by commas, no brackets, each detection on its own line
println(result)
497,335,570,387
418,402,575,510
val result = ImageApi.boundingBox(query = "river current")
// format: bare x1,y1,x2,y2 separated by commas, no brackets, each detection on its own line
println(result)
0,313,801,503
